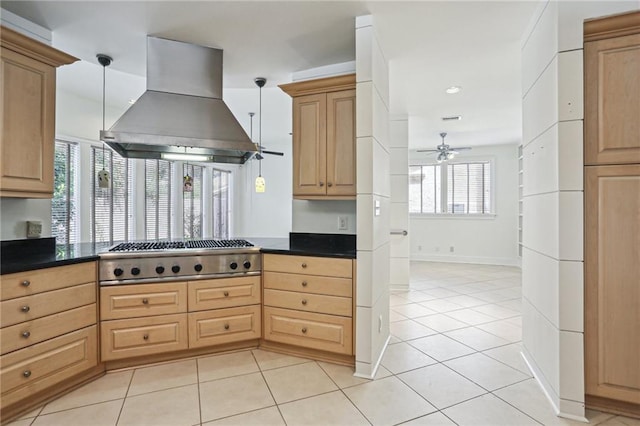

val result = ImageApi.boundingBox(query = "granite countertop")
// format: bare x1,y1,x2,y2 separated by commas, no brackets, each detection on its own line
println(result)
1,233,356,275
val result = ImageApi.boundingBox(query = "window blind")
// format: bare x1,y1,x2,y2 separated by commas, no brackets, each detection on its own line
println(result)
212,169,230,239
52,140,78,243
183,164,203,239
91,147,134,243
145,159,173,240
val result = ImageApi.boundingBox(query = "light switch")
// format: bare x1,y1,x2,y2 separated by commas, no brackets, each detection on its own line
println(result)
374,200,381,216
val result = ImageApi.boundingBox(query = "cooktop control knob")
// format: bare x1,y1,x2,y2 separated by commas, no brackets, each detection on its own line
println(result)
156,266,165,274
114,268,124,277
194,264,203,272
131,267,141,276
171,265,181,273
230,262,238,270
243,261,252,269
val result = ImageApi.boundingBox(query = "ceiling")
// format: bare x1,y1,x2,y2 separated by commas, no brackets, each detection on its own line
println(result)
2,1,540,149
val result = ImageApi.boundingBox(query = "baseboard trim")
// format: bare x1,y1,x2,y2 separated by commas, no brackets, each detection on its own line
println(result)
410,253,520,266
353,335,390,379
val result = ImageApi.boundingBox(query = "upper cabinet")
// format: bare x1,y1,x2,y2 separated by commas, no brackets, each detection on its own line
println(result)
0,26,78,198
584,13,640,166
280,74,356,200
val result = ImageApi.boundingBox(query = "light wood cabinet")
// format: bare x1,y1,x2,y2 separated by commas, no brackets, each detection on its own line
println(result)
262,254,355,357
280,74,356,200
0,26,78,198
100,282,187,320
188,305,261,348
584,11,640,417
0,262,101,420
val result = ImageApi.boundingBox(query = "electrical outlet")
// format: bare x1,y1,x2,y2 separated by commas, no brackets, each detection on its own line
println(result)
27,221,42,238
450,246,455,252
338,216,348,230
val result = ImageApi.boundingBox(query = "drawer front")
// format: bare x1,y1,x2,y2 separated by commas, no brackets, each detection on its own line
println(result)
264,289,352,317
263,307,352,355
188,276,261,312
0,326,98,403
263,254,352,278
101,314,188,361
100,282,187,320
263,272,352,297
1,304,96,355
1,283,96,327
188,305,261,348
0,262,96,301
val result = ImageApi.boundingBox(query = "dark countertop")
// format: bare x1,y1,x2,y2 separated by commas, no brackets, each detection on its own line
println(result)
1,233,356,275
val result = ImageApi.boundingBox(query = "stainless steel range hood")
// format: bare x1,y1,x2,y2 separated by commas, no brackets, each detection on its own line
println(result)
100,36,257,164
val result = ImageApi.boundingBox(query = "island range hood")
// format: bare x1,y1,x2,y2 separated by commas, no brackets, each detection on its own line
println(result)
100,36,257,164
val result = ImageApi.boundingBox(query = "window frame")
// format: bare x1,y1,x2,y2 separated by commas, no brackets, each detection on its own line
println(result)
409,157,496,219
52,139,79,244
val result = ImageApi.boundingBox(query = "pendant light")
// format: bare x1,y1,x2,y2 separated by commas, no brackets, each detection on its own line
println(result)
254,77,266,193
97,54,112,189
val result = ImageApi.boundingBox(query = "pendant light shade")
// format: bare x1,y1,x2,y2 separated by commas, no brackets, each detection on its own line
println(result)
254,77,266,193
97,54,112,189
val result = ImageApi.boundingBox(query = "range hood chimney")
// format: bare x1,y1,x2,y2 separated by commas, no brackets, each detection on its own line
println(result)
100,36,257,164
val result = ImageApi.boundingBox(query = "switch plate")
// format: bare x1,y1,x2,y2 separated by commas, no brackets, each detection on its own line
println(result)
27,221,42,238
374,200,381,216
338,216,348,230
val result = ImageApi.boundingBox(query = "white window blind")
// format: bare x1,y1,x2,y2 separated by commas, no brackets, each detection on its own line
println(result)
212,169,230,239
183,164,203,239
410,161,492,215
52,140,79,243
145,159,173,240
91,147,134,243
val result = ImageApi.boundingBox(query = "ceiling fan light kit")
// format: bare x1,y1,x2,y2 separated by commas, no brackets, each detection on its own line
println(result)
418,132,472,163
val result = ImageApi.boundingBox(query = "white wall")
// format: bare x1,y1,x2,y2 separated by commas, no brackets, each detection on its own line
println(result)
520,0,638,420
389,118,410,288
355,15,391,379
409,144,520,266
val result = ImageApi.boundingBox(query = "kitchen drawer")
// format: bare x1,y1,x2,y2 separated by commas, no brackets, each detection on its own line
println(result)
263,254,352,278
0,326,98,408
1,283,95,328
0,262,96,301
188,276,261,312
263,271,352,297
263,307,352,355
188,305,261,348
264,289,352,317
100,314,188,361
1,304,96,355
100,282,187,320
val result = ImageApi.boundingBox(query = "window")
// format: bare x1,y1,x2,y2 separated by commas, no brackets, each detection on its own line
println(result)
212,169,230,239
144,159,173,240
410,161,492,215
183,163,203,239
52,140,79,243
91,146,134,242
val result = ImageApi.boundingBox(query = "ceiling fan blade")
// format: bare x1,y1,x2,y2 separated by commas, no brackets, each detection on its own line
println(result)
416,149,440,153
451,147,472,151
261,149,285,156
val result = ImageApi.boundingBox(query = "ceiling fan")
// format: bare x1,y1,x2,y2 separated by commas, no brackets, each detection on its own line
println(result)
417,132,471,163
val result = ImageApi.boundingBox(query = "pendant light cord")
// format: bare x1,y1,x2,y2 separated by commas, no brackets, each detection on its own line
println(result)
101,61,106,169
258,85,263,178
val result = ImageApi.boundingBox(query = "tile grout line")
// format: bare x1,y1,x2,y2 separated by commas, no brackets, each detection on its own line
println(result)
249,349,288,426
115,369,136,426
195,358,203,426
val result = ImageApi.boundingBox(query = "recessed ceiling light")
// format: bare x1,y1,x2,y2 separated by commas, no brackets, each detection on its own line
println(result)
442,115,462,121
445,86,461,94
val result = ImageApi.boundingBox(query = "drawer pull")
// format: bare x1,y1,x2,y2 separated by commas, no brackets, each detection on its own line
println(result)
301,299,308,305
21,280,30,287
23,370,32,378
327,182,333,187
302,281,308,287
143,334,149,340
223,291,229,297
319,182,324,187
21,331,31,338
142,298,149,305
301,263,307,268
224,323,230,330
301,327,307,334
21,305,30,313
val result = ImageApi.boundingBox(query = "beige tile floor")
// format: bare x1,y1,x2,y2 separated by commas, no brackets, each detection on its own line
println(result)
8,262,640,426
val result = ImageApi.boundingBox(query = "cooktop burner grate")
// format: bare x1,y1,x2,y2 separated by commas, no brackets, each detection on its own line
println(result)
109,239,254,252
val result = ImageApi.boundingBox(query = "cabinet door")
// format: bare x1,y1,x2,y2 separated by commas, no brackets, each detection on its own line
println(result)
585,34,640,165
585,165,640,404
0,47,56,197
293,93,326,196
326,89,356,196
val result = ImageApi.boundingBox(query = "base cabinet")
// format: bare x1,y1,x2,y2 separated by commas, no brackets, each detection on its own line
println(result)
188,305,261,348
